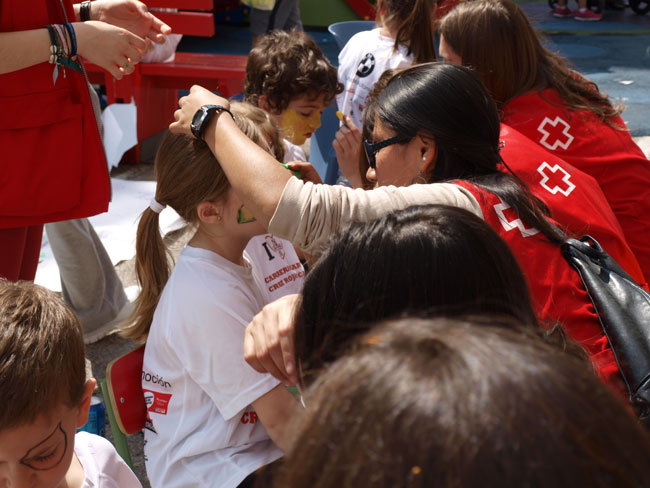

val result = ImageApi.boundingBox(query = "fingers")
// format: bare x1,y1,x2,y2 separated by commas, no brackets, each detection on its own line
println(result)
244,311,293,384
243,294,300,385
286,162,323,184
149,15,172,40
279,323,297,384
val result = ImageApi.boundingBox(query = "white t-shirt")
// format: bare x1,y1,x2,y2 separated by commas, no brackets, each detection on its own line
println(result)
336,28,413,129
244,234,304,302
74,431,142,488
143,241,303,488
283,138,307,163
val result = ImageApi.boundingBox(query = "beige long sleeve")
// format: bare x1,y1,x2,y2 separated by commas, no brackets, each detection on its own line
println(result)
268,179,484,255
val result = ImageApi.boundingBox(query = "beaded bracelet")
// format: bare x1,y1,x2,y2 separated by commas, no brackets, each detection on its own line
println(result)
45,24,83,76
80,1,92,22
45,24,61,65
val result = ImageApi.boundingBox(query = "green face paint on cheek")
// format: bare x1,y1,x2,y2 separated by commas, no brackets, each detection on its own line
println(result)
281,108,322,146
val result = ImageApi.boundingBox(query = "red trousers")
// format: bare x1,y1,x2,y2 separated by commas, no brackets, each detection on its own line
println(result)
0,225,44,281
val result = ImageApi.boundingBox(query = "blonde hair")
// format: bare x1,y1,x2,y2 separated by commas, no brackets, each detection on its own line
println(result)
0,280,86,430
230,102,286,162
123,105,285,343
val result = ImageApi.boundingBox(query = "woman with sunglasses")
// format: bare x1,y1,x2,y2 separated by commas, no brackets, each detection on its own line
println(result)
171,63,624,396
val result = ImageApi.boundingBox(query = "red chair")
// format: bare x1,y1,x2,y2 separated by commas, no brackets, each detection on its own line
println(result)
100,345,147,469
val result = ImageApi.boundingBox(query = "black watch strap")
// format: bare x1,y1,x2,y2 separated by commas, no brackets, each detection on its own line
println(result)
192,105,235,142
80,1,91,21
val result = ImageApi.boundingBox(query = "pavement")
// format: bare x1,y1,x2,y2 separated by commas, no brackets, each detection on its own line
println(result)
85,6,650,486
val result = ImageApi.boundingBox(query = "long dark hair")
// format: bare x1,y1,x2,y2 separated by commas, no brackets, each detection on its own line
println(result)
294,205,573,386
278,317,650,488
374,62,566,245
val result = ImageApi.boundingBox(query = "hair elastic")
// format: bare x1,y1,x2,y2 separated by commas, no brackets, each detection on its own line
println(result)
149,199,166,214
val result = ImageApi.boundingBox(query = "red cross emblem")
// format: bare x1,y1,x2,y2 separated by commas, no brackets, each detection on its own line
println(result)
537,116,574,151
494,200,540,238
537,162,575,197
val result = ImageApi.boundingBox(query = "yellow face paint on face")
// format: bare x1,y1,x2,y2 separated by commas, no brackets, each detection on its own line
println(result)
280,107,323,146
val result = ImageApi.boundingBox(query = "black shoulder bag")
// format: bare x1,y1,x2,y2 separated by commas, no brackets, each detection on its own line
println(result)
561,235,650,425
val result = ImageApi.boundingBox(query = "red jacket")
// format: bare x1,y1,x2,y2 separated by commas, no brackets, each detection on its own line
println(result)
0,0,110,229
454,180,621,394
500,123,646,288
502,89,650,283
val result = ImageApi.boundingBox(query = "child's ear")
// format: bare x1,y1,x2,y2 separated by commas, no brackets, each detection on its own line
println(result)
76,378,96,429
196,201,223,224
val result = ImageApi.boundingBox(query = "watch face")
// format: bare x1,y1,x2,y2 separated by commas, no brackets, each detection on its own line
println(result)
191,107,207,135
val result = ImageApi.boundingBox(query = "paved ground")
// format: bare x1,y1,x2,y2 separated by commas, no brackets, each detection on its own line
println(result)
85,10,650,486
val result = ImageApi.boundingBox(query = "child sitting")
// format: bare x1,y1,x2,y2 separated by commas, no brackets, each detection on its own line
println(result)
124,104,302,487
0,279,141,488
244,30,342,162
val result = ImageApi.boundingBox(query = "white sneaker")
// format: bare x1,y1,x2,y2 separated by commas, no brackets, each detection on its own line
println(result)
84,301,135,345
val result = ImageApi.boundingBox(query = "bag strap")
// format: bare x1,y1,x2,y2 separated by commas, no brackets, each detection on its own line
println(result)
562,235,636,283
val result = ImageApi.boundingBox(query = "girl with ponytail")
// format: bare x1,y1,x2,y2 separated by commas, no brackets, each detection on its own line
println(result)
124,103,301,488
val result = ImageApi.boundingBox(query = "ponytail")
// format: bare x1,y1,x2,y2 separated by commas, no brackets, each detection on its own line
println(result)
120,131,232,343
383,0,436,64
122,208,174,343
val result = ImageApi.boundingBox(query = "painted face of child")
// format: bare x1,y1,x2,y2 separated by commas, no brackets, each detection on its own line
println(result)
278,94,327,146
0,402,82,488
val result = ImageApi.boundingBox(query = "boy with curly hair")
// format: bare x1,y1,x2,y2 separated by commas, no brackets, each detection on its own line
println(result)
0,280,141,487
244,30,343,162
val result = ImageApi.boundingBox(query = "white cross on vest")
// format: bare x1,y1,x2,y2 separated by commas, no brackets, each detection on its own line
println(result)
494,200,540,238
537,116,574,151
537,162,576,197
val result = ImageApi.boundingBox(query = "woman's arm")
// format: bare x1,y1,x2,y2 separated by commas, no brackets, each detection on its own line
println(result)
0,22,147,77
269,179,484,255
251,385,297,452
171,87,483,249
74,0,171,43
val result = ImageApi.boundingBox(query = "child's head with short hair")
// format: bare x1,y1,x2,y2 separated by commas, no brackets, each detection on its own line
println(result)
0,279,95,487
244,30,343,146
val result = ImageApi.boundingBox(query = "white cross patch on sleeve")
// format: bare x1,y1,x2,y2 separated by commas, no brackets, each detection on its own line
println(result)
537,162,576,197
494,200,540,238
537,116,574,151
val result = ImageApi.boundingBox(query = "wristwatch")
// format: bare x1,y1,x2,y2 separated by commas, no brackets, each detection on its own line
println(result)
190,105,234,142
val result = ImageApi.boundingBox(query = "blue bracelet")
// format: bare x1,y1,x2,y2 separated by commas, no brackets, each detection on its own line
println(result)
64,23,77,57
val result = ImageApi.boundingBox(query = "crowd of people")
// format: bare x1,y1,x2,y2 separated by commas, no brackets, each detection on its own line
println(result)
1,0,650,486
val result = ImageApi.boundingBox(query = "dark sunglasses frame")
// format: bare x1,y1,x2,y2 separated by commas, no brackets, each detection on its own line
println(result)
364,135,412,169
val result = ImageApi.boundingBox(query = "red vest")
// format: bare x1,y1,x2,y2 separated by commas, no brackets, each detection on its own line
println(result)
502,89,650,283
454,180,621,393
0,0,110,228
500,123,646,288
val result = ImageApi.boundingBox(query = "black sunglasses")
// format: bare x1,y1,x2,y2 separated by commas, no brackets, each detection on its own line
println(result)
364,135,412,169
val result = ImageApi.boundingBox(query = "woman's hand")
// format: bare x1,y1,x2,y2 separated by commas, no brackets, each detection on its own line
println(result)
333,114,364,188
91,0,172,44
244,294,301,386
75,21,148,79
286,162,324,184
170,85,230,137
